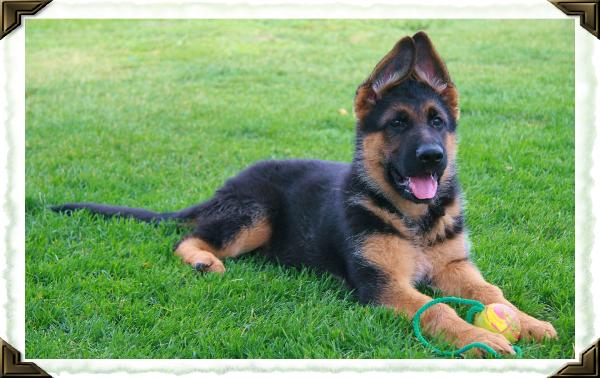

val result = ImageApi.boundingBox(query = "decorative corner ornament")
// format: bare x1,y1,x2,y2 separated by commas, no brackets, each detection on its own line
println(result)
1,0,52,40
549,338,599,377
1,338,52,377
549,0,600,38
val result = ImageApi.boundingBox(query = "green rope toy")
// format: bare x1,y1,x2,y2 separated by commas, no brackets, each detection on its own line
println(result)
413,296,523,358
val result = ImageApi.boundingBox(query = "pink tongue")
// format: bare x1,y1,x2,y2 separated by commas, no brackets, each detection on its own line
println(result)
408,175,438,200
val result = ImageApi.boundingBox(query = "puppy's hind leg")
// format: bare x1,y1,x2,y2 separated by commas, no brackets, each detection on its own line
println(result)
175,237,227,273
174,212,272,274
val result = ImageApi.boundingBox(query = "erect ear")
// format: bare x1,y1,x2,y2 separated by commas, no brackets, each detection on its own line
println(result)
413,31,460,119
368,36,416,95
413,31,450,89
354,36,416,120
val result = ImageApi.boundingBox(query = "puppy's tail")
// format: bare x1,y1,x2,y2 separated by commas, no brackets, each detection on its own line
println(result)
50,202,201,223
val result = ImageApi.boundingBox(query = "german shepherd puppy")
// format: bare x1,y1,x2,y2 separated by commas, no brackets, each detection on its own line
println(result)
53,32,557,356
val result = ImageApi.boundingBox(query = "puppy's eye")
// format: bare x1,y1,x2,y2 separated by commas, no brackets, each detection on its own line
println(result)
389,114,409,129
430,116,445,129
390,119,407,128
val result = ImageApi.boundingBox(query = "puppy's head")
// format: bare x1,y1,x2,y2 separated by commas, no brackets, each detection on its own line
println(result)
354,32,459,204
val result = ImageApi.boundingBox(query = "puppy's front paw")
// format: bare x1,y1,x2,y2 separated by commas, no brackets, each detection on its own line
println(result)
519,314,557,342
456,327,516,357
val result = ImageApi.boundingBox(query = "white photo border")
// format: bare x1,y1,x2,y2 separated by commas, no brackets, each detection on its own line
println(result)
1,0,597,376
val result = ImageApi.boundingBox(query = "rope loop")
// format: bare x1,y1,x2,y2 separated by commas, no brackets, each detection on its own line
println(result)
412,296,523,358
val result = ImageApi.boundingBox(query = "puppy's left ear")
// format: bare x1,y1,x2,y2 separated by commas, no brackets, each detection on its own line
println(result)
413,31,460,120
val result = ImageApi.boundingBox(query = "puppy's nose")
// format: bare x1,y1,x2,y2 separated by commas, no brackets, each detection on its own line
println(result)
416,144,444,165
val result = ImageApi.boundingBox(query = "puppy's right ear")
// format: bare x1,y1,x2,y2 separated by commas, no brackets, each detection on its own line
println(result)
354,36,415,120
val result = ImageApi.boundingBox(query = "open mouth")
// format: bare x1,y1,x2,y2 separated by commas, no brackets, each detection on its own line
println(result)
390,168,439,201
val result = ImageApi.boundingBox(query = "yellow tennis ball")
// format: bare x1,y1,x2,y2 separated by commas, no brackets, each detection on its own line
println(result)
473,303,521,343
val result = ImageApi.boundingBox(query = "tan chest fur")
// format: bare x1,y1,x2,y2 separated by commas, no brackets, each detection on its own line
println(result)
411,249,433,284
360,198,468,285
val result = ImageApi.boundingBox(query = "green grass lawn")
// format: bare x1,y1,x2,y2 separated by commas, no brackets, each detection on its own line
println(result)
25,19,574,359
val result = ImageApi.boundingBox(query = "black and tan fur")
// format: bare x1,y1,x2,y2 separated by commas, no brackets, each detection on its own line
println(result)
53,32,557,356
